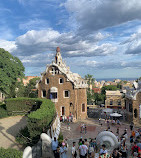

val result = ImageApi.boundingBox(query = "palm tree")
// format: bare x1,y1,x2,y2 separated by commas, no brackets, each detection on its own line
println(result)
84,74,95,89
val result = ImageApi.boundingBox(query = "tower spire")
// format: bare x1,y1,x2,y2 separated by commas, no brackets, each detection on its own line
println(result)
55,47,62,65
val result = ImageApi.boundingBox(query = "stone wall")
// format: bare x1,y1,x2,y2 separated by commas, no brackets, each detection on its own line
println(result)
38,65,87,120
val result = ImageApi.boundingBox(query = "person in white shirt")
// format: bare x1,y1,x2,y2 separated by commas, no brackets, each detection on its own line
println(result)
99,144,107,155
60,142,67,158
79,140,88,158
72,142,77,158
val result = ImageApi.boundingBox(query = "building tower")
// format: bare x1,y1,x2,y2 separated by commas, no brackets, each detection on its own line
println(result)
55,47,62,65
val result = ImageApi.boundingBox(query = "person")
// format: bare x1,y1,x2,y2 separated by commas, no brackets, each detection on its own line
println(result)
88,139,95,158
130,122,134,131
116,127,119,135
131,141,140,157
117,119,120,125
99,144,107,155
112,148,122,158
99,118,101,124
60,142,67,158
52,137,58,158
130,135,134,143
79,140,88,158
121,145,127,158
85,124,87,134
56,147,60,158
135,130,140,138
72,142,77,158
137,140,141,150
132,130,135,138
84,139,89,148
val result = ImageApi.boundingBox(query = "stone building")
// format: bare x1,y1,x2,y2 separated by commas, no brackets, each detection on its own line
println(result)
105,90,125,109
37,47,88,121
125,80,141,125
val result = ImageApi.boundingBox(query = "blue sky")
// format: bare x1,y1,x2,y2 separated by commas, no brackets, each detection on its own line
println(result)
1,0,141,79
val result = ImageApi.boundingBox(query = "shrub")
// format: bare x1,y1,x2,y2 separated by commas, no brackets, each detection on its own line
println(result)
0,104,8,118
16,126,31,146
5,98,41,115
27,99,56,143
0,148,22,158
58,132,64,146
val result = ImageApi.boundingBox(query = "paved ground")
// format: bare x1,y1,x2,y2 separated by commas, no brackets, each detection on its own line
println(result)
0,116,27,150
61,118,138,157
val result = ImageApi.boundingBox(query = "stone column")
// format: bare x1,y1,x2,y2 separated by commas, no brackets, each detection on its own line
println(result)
23,146,32,158
41,133,54,158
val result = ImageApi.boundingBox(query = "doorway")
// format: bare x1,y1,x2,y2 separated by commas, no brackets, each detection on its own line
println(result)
62,107,65,115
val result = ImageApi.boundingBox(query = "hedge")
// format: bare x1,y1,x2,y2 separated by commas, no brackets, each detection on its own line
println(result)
6,98,42,115
6,98,56,145
27,99,56,142
0,104,8,118
0,148,22,158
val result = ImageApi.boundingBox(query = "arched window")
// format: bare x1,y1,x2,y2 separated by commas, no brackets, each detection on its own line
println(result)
134,109,138,118
110,100,113,105
82,104,85,112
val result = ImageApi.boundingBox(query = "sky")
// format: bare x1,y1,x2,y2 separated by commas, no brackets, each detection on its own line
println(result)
1,0,141,79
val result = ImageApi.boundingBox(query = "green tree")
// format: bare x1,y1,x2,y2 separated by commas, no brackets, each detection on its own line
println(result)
101,85,119,95
0,48,25,97
84,74,95,89
24,77,40,98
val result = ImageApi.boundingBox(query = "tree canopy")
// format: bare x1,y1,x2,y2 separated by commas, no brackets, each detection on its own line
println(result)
24,77,40,98
0,48,25,96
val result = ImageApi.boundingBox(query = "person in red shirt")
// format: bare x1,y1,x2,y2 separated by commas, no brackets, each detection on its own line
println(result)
132,142,140,157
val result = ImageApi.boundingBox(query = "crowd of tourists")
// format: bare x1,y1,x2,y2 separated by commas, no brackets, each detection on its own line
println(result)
51,120,141,158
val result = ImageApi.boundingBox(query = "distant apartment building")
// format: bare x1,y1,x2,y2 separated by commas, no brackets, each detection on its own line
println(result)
125,80,141,125
22,76,39,86
105,90,125,109
92,88,101,94
37,47,88,120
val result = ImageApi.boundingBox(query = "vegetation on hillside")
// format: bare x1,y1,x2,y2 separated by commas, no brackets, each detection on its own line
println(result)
0,48,25,97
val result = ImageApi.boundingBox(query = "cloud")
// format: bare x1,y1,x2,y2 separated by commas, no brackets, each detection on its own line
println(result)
0,40,16,52
64,0,141,33
19,19,49,31
12,29,116,58
79,60,141,69
121,29,141,54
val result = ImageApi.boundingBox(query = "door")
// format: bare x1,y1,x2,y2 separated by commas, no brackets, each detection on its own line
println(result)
62,107,65,115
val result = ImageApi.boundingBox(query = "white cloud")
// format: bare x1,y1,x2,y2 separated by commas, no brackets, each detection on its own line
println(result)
0,40,17,52
121,29,141,54
13,29,116,58
79,60,141,69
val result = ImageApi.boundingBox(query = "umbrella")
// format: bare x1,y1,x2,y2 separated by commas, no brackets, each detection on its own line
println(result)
103,108,113,113
110,113,122,117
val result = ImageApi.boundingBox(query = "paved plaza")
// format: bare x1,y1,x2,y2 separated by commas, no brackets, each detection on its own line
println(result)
61,118,138,157
0,116,27,150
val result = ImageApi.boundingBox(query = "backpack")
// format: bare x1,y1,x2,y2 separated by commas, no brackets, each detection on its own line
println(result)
133,146,139,153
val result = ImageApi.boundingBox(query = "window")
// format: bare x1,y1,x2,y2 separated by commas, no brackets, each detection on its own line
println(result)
59,78,64,84
82,104,85,112
117,100,121,105
42,90,46,98
129,103,133,112
64,90,70,98
134,109,138,118
110,100,113,105
50,93,57,99
46,78,49,84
